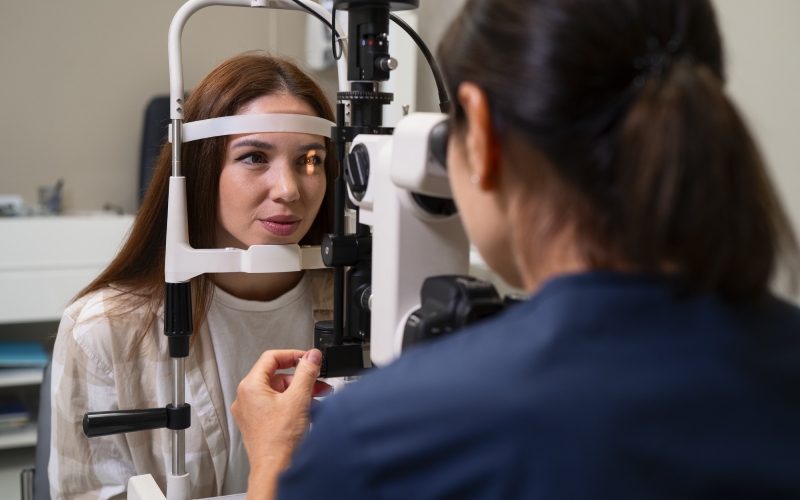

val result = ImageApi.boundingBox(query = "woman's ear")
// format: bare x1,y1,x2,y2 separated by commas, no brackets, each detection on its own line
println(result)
457,82,502,190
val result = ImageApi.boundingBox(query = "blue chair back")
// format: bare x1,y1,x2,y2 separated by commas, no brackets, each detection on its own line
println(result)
139,96,171,206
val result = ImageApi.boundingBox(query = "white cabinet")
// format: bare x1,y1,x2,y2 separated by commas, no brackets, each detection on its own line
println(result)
0,215,135,323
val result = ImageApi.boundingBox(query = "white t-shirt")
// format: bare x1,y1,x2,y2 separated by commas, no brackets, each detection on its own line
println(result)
206,275,314,496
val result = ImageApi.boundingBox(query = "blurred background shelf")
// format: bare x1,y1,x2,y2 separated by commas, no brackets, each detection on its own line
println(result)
0,369,44,389
0,425,37,451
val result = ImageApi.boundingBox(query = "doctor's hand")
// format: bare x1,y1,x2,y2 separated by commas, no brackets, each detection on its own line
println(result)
232,348,329,500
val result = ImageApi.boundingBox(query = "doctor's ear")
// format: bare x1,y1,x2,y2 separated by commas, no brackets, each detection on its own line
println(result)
456,82,502,191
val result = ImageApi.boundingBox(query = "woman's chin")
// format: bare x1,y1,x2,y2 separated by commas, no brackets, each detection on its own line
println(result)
250,237,298,247
249,233,304,246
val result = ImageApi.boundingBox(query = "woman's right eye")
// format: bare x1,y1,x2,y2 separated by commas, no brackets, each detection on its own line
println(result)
236,152,268,165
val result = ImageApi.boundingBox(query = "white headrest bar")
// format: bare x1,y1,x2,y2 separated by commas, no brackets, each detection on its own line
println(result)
168,114,336,143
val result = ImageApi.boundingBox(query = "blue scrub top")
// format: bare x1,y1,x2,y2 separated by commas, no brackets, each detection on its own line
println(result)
278,272,800,499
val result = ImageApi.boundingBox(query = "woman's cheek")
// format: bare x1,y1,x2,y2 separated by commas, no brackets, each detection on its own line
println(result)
217,168,238,227
221,168,264,231
304,173,327,210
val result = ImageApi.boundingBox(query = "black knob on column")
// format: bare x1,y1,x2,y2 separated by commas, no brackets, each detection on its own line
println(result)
375,56,398,72
344,143,370,201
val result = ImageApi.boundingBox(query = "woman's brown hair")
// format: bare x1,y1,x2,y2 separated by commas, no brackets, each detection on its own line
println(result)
439,0,798,301
72,53,336,345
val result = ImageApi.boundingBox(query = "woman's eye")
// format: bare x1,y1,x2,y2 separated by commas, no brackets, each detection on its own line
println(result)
237,152,268,165
299,155,324,174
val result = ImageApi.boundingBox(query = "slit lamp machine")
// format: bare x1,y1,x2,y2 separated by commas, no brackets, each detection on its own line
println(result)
80,1,509,498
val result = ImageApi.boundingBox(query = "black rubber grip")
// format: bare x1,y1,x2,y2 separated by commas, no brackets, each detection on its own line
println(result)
83,408,167,438
166,404,191,430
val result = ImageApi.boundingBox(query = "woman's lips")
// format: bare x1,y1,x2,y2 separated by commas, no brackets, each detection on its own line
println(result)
259,218,301,237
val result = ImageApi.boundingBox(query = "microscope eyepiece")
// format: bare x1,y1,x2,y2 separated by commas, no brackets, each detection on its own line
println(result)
429,119,451,169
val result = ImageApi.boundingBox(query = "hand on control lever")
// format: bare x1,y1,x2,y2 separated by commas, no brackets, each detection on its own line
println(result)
232,348,328,500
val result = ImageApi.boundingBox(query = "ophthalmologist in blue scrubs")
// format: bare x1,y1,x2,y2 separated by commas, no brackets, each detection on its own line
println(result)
232,0,800,498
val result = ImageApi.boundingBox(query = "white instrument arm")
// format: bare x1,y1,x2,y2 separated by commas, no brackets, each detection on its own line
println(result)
168,0,349,120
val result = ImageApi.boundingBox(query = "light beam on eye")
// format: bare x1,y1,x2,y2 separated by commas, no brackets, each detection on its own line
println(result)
306,150,317,175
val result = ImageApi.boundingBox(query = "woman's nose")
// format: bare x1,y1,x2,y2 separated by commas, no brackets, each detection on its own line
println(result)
269,163,301,203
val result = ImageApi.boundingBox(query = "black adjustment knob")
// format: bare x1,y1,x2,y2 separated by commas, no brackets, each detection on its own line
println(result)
345,143,370,201
321,234,359,267
314,320,334,350
321,233,372,268
375,56,398,72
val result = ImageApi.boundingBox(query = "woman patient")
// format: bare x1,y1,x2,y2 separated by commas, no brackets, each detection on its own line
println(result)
49,53,336,499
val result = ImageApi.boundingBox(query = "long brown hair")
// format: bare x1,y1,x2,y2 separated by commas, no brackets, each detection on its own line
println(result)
439,0,798,301
73,53,336,344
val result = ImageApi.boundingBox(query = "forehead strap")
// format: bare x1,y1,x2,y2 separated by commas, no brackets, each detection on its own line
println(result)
169,114,336,143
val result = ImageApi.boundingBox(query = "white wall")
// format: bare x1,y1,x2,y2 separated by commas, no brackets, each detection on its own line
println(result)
711,0,800,283
0,1,331,214
414,0,467,113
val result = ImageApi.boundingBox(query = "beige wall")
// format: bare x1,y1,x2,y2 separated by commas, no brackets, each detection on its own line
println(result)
0,0,464,214
1,1,798,293
0,0,460,214
0,1,327,214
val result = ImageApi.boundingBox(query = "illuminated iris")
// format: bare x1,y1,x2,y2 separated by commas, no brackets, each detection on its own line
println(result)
305,150,317,175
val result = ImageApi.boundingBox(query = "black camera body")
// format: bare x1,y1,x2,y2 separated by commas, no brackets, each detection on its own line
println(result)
403,275,507,349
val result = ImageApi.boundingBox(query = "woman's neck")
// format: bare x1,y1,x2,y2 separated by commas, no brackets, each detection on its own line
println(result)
212,271,304,302
514,229,589,294
506,193,590,295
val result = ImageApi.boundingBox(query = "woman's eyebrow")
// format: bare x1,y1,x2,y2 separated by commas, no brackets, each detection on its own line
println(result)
298,142,327,153
231,139,275,150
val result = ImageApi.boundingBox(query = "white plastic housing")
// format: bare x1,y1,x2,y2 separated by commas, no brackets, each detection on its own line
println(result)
352,113,470,367
389,113,451,198
164,177,324,283
346,134,394,227
166,473,190,500
127,475,166,500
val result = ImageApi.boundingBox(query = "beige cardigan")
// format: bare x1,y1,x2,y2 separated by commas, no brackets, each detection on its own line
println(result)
48,270,333,500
